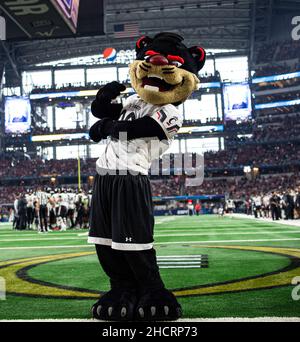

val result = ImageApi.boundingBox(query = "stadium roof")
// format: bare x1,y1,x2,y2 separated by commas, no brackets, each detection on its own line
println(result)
0,0,300,70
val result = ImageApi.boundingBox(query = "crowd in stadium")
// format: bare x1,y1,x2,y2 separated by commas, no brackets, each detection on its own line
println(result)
1,171,300,227
0,141,299,182
30,72,220,95
255,90,300,104
257,105,300,117
255,39,300,66
253,77,300,92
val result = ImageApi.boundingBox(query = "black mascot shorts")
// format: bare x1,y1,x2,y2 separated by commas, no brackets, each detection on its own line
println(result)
88,173,154,251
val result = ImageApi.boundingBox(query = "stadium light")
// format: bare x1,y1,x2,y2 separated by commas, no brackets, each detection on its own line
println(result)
243,166,251,173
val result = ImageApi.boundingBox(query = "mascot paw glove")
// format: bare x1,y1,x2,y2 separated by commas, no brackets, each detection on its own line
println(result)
89,118,115,142
96,81,126,102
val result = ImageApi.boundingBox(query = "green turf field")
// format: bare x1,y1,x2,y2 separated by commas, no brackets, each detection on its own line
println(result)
0,215,299,320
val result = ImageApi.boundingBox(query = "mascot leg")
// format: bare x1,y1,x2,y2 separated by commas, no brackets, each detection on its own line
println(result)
125,248,182,321
92,245,138,321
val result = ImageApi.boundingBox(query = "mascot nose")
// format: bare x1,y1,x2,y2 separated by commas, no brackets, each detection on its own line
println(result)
148,54,169,66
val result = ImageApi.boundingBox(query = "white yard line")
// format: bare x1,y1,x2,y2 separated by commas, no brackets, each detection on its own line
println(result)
1,237,300,250
155,230,300,237
0,317,299,322
230,214,300,227
0,245,94,250
1,225,298,238
155,217,177,224
0,229,299,242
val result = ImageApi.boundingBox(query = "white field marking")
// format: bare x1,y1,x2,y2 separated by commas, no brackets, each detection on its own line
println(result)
154,227,300,233
0,233,87,238
155,217,176,225
155,225,297,231
155,230,300,237
229,214,300,227
159,266,203,268
1,225,294,237
0,317,299,322
0,237,89,242
158,261,201,264
0,245,95,250
157,255,204,258
0,227,297,238
155,237,300,244
1,237,300,250
1,229,299,242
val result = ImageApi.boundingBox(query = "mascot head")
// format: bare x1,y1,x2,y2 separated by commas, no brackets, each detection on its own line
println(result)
129,32,206,105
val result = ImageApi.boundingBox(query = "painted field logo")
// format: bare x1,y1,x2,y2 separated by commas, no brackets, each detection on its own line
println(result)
0,277,6,300
291,276,300,301
0,16,6,40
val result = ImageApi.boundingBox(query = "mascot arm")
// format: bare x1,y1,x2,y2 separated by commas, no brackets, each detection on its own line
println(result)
91,82,126,120
89,116,168,143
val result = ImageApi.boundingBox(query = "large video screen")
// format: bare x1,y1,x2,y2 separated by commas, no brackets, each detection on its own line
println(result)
51,0,80,33
5,97,31,134
223,82,252,122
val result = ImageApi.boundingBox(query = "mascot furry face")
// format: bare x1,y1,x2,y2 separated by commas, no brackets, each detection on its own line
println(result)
129,32,206,105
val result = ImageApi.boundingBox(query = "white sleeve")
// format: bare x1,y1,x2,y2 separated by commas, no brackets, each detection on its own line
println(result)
148,104,182,140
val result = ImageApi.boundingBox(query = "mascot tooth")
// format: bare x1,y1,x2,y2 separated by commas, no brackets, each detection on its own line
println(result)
88,32,206,321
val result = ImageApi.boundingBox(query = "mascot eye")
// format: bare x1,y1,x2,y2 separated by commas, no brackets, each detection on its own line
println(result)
167,55,184,67
144,50,160,61
170,60,182,67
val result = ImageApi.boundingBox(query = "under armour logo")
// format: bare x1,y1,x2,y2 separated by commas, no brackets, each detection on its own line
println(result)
125,237,132,242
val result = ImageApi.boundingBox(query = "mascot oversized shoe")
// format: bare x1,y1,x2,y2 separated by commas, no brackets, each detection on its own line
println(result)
92,288,138,321
135,288,182,321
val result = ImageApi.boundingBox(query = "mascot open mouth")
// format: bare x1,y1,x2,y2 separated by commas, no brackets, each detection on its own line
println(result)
141,75,179,92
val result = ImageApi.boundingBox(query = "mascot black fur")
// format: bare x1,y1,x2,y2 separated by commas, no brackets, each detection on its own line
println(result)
88,32,205,321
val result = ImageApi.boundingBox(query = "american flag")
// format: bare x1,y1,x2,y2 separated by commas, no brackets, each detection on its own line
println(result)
113,22,139,38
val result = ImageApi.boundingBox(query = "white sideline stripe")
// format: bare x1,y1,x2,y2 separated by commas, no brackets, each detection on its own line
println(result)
155,217,176,225
0,230,88,238
0,245,95,250
155,226,300,232
78,232,88,236
229,214,300,227
1,317,299,322
155,230,300,237
158,255,204,258
1,237,300,250
1,229,299,242
2,226,297,238
159,266,203,268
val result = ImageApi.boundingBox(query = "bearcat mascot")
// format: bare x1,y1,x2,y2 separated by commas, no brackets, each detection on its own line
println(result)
88,32,205,321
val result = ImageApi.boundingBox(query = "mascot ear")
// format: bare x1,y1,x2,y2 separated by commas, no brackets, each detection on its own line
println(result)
189,46,206,72
135,35,152,54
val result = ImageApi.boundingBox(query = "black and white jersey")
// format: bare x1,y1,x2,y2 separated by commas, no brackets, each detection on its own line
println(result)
67,192,76,210
96,94,183,175
35,191,48,206
25,194,34,208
